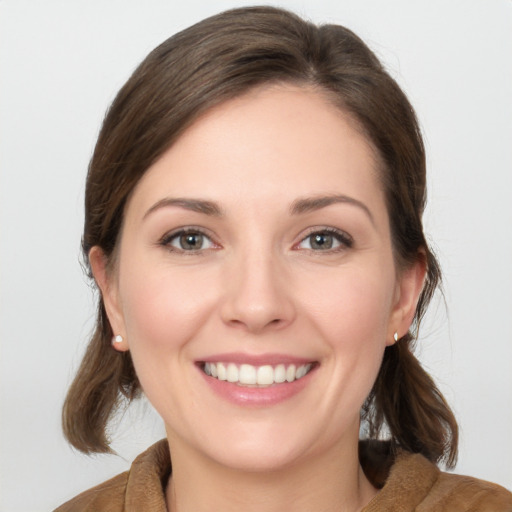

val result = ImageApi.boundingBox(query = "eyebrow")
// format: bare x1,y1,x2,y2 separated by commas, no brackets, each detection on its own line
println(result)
143,197,223,219
290,194,375,224
143,194,374,223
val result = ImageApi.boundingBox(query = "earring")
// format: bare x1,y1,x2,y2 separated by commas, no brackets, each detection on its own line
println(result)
112,334,123,344
393,332,398,342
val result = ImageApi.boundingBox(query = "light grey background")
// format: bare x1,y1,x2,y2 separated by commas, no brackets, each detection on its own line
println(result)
1,0,511,510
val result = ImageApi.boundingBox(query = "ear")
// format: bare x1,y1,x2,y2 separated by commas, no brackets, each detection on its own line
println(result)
387,255,427,346
89,246,129,352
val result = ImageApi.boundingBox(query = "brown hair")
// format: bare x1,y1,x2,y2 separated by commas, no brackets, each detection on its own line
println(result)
63,6,458,466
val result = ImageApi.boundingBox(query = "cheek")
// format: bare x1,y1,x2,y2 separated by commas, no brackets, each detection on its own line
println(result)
118,261,218,357
116,263,219,418
300,264,395,396
301,264,395,343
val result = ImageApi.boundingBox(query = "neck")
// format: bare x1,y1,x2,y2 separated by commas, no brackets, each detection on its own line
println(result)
165,432,377,512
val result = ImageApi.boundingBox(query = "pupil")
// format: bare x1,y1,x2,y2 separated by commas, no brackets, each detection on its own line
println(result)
181,233,202,249
311,233,332,250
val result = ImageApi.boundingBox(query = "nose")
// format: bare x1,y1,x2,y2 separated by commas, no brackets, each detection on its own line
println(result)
220,251,296,334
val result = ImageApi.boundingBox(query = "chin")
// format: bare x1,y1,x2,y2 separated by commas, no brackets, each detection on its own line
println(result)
206,440,308,473
185,417,334,474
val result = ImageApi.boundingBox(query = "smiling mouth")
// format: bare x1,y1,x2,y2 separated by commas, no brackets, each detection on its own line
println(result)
201,362,314,387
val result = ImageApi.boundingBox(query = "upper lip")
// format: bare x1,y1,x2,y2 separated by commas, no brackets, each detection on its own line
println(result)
198,352,316,366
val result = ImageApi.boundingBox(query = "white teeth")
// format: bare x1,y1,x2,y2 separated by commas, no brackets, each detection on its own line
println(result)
296,365,307,379
217,362,227,381
226,363,238,383
274,364,286,383
239,364,257,385
203,362,312,386
257,365,274,386
286,364,296,382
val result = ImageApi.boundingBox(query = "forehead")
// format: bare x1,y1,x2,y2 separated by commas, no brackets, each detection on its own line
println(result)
127,84,384,217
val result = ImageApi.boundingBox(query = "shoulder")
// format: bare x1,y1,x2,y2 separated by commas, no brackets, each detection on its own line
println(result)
54,440,171,512
425,470,512,511
363,449,512,511
53,471,128,512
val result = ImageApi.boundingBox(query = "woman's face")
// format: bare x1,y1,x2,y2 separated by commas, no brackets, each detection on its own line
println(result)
95,85,423,472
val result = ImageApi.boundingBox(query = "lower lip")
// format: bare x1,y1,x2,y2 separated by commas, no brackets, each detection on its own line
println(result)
198,366,316,406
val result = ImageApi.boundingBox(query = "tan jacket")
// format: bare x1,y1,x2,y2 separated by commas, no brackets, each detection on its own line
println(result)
55,440,512,511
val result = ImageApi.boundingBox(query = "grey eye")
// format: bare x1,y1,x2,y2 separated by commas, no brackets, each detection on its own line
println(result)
296,229,353,252
309,233,335,250
168,231,214,251
298,232,341,251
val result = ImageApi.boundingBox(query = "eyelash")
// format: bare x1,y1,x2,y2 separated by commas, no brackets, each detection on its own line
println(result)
295,227,354,253
159,227,218,254
159,226,353,254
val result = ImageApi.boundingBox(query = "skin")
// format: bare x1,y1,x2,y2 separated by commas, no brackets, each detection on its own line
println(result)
91,85,425,512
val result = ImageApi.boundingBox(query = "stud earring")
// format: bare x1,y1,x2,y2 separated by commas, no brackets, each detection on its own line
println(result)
393,332,398,342
113,334,123,344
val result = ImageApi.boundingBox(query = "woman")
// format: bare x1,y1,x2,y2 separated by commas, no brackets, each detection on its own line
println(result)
56,6,512,511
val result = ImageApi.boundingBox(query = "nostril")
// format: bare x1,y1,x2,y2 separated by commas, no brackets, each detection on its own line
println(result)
225,316,287,333
219,285,296,333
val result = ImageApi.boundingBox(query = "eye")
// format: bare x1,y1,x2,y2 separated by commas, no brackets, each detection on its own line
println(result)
296,228,353,252
160,229,215,252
